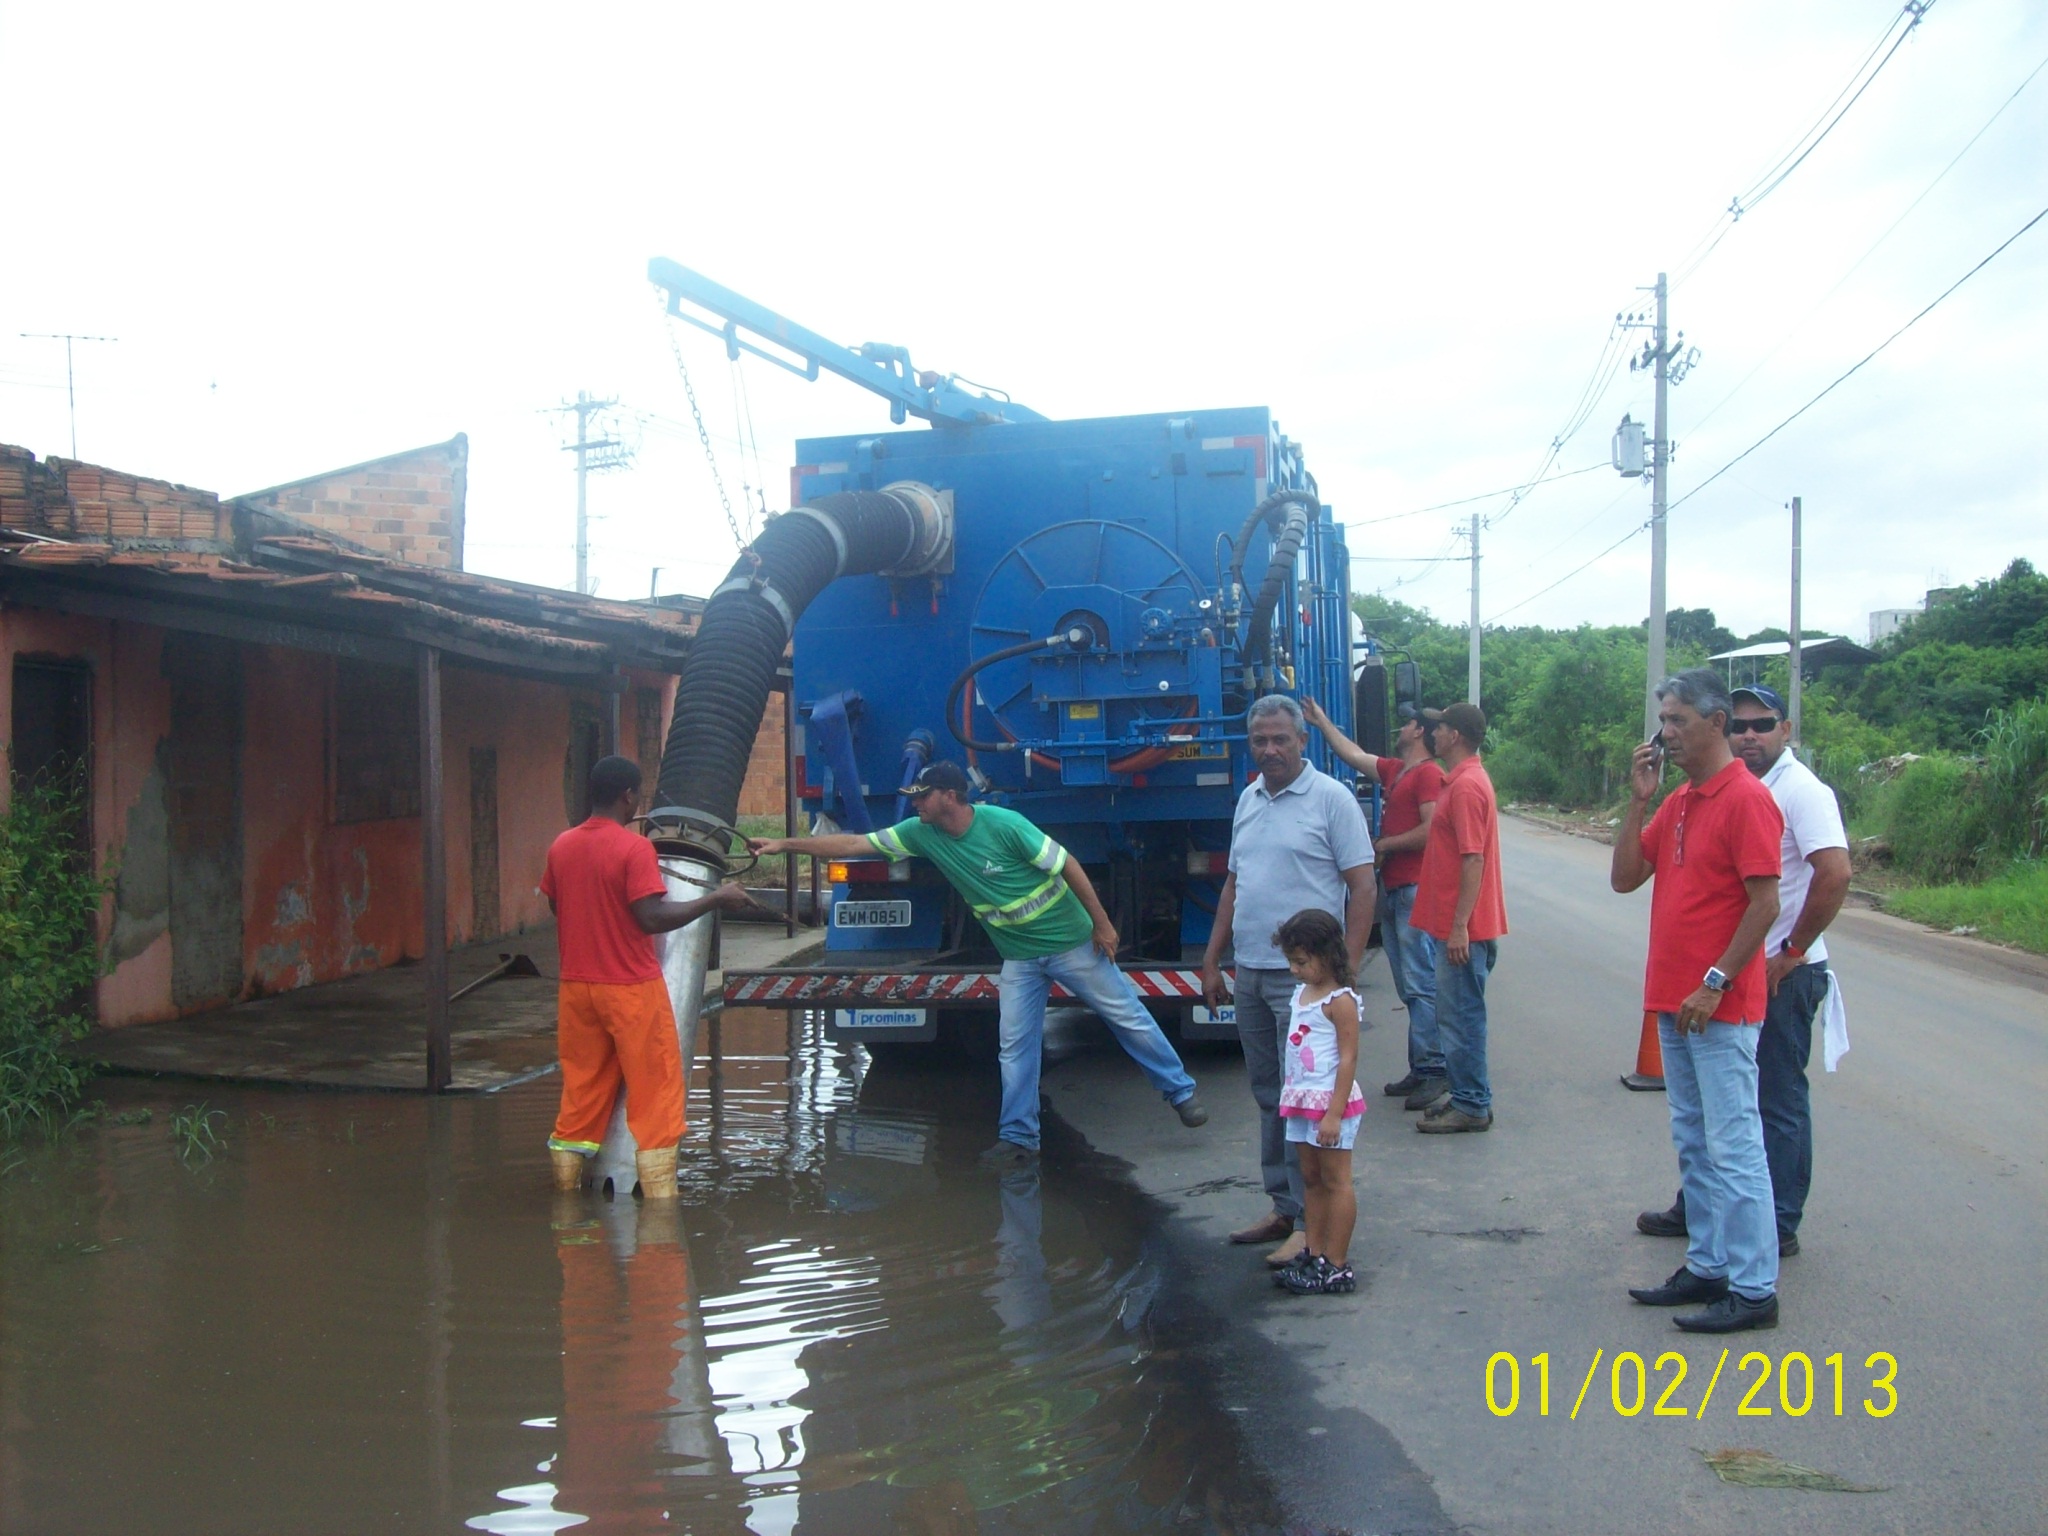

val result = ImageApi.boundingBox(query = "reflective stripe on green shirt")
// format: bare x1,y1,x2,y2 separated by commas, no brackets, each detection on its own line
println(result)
861,804,1093,959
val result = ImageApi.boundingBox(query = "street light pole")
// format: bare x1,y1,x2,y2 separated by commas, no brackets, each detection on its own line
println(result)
1467,512,1482,705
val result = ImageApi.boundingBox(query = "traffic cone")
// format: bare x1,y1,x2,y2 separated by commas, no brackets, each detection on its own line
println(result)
1620,1011,1665,1092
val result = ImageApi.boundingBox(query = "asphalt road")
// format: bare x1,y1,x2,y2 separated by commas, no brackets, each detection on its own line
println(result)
1046,814,2047,1536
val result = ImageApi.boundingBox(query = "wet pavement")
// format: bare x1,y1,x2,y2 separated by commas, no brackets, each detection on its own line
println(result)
1,1010,1299,1535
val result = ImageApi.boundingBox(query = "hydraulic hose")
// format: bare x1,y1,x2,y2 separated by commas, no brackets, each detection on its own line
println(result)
1227,488,1318,669
945,632,1085,752
653,487,941,858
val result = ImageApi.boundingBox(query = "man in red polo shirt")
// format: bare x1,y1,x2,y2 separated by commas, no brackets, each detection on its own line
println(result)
543,756,753,1199
1301,697,1449,1109
1611,670,1784,1334
1409,702,1508,1133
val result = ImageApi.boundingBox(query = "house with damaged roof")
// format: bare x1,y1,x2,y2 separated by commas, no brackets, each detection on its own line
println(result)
1,434,786,1086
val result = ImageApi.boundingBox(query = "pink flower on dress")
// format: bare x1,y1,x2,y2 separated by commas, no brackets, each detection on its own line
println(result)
1297,1044,1317,1074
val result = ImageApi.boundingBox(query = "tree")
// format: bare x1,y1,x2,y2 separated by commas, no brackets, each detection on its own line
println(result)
1662,607,1737,658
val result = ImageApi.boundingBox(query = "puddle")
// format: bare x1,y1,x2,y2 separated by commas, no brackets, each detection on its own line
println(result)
1,1010,1285,1533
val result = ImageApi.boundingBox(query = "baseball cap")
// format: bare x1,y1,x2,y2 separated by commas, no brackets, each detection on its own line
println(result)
1422,702,1487,746
1731,684,1787,718
905,760,972,797
1395,702,1421,723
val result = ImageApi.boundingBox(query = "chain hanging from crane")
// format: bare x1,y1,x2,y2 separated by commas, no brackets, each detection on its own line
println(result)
657,288,748,552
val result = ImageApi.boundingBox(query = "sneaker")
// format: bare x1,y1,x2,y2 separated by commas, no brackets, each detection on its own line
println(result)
1280,1254,1333,1294
1628,1264,1728,1307
1403,1076,1451,1111
978,1140,1039,1169
1674,1292,1779,1333
1383,1072,1424,1097
1272,1246,1318,1289
1320,1261,1357,1295
1173,1093,1209,1128
1636,1197,1686,1237
1417,1106,1493,1133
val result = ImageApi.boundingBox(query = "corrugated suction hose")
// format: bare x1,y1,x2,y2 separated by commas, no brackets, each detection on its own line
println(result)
1229,488,1318,666
652,488,938,856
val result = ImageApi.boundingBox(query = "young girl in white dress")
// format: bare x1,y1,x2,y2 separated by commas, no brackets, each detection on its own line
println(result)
1274,908,1364,1295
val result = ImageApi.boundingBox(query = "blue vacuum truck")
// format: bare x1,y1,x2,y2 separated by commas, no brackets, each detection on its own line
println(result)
601,258,1414,1186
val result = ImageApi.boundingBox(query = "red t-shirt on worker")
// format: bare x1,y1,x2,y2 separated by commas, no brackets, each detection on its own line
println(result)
1639,758,1785,1025
1411,756,1508,943
541,817,669,985
1375,755,1445,889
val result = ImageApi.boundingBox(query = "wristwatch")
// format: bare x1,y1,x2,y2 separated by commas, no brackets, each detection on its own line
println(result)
1702,966,1731,992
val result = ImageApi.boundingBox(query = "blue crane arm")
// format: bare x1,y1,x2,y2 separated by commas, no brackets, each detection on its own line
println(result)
648,257,1045,428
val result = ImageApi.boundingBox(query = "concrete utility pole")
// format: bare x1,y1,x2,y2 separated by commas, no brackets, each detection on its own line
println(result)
1645,273,1670,741
1789,495,1803,747
554,392,633,595
1467,512,1482,705
19,332,117,460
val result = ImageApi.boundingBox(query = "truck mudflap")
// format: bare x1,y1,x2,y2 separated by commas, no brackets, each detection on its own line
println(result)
724,964,1220,1007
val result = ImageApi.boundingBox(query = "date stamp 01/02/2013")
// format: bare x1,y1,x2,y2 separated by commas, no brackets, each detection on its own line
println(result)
1483,1349,1899,1422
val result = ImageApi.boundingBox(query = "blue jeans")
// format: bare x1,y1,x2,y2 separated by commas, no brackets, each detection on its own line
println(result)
1435,939,1497,1116
996,941,1197,1150
1758,961,1828,1238
1233,966,1307,1226
1660,1015,1779,1300
1377,883,1441,1076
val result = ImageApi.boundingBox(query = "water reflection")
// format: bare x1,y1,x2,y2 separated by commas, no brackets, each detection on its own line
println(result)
1,1012,1282,1535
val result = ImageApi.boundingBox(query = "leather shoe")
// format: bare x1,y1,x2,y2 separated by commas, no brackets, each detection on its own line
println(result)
1383,1072,1424,1097
1674,1292,1779,1333
1228,1211,1292,1245
1416,1106,1492,1133
1778,1230,1800,1257
1636,1197,1686,1237
1628,1265,1729,1307
1403,1077,1451,1111
1264,1230,1309,1268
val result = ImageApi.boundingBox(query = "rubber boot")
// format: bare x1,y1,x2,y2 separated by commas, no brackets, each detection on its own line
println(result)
550,1149,586,1192
635,1145,679,1200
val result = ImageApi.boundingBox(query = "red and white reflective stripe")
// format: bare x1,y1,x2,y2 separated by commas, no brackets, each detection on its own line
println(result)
1198,434,1269,478
722,966,1216,1005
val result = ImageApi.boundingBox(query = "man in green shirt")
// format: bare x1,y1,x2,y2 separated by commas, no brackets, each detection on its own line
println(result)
752,761,1207,1164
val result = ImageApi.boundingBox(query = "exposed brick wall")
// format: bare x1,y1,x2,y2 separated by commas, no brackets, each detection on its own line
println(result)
234,435,468,570
0,444,228,542
736,694,788,819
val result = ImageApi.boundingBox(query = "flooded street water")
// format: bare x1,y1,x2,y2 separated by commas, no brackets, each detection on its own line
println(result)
1,1011,1286,1535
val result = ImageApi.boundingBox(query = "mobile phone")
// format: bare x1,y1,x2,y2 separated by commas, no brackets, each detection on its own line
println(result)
1644,735,1665,771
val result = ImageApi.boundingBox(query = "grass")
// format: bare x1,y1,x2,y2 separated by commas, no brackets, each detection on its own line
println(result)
1886,860,2048,955
169,1103,228,1164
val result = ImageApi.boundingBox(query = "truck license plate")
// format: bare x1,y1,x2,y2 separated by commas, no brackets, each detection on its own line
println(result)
833,899,912,929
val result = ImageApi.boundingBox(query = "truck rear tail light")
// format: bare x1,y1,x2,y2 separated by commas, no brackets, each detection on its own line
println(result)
1185,851,1229,876
827,860,893,884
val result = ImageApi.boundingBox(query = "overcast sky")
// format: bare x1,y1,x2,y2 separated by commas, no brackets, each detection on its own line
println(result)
3,1,2042,644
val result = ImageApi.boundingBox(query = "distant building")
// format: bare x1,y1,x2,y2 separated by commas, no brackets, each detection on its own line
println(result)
1,437,782,1030
1868,607,1920,644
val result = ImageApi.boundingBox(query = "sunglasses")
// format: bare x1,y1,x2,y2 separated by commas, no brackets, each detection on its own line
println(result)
1730,716,1782,735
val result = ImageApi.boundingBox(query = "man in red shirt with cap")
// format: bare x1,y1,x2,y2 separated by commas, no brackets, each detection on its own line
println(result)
1611,670,1784,1333
544,756,754,1199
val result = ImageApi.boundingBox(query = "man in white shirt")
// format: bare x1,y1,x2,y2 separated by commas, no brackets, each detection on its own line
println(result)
1202,695,1376,1268
1636,685,1851,1256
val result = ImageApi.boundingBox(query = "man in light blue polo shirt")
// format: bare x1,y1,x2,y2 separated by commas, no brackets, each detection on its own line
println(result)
1202,694,1375,1267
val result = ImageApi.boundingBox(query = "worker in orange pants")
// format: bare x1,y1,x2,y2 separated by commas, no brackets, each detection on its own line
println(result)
543,756,753,1198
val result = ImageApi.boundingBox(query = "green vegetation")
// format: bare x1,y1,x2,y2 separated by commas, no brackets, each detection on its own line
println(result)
1,774,111,1140
169,1103,228,1164
1356,558,2048,952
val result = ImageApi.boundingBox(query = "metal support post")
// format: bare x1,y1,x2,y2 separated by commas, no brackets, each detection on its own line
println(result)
783,684,798,938
418,645,451,1092
1466,512,1482,705
1645,272,1670,740
1789,495,1803,747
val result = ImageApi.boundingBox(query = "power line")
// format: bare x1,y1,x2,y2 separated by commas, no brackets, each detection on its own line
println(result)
1347,461,1607,527
1486,518,1650,625
1672,1,1938,291
1670,199,2048,513
1686,43,2048,437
